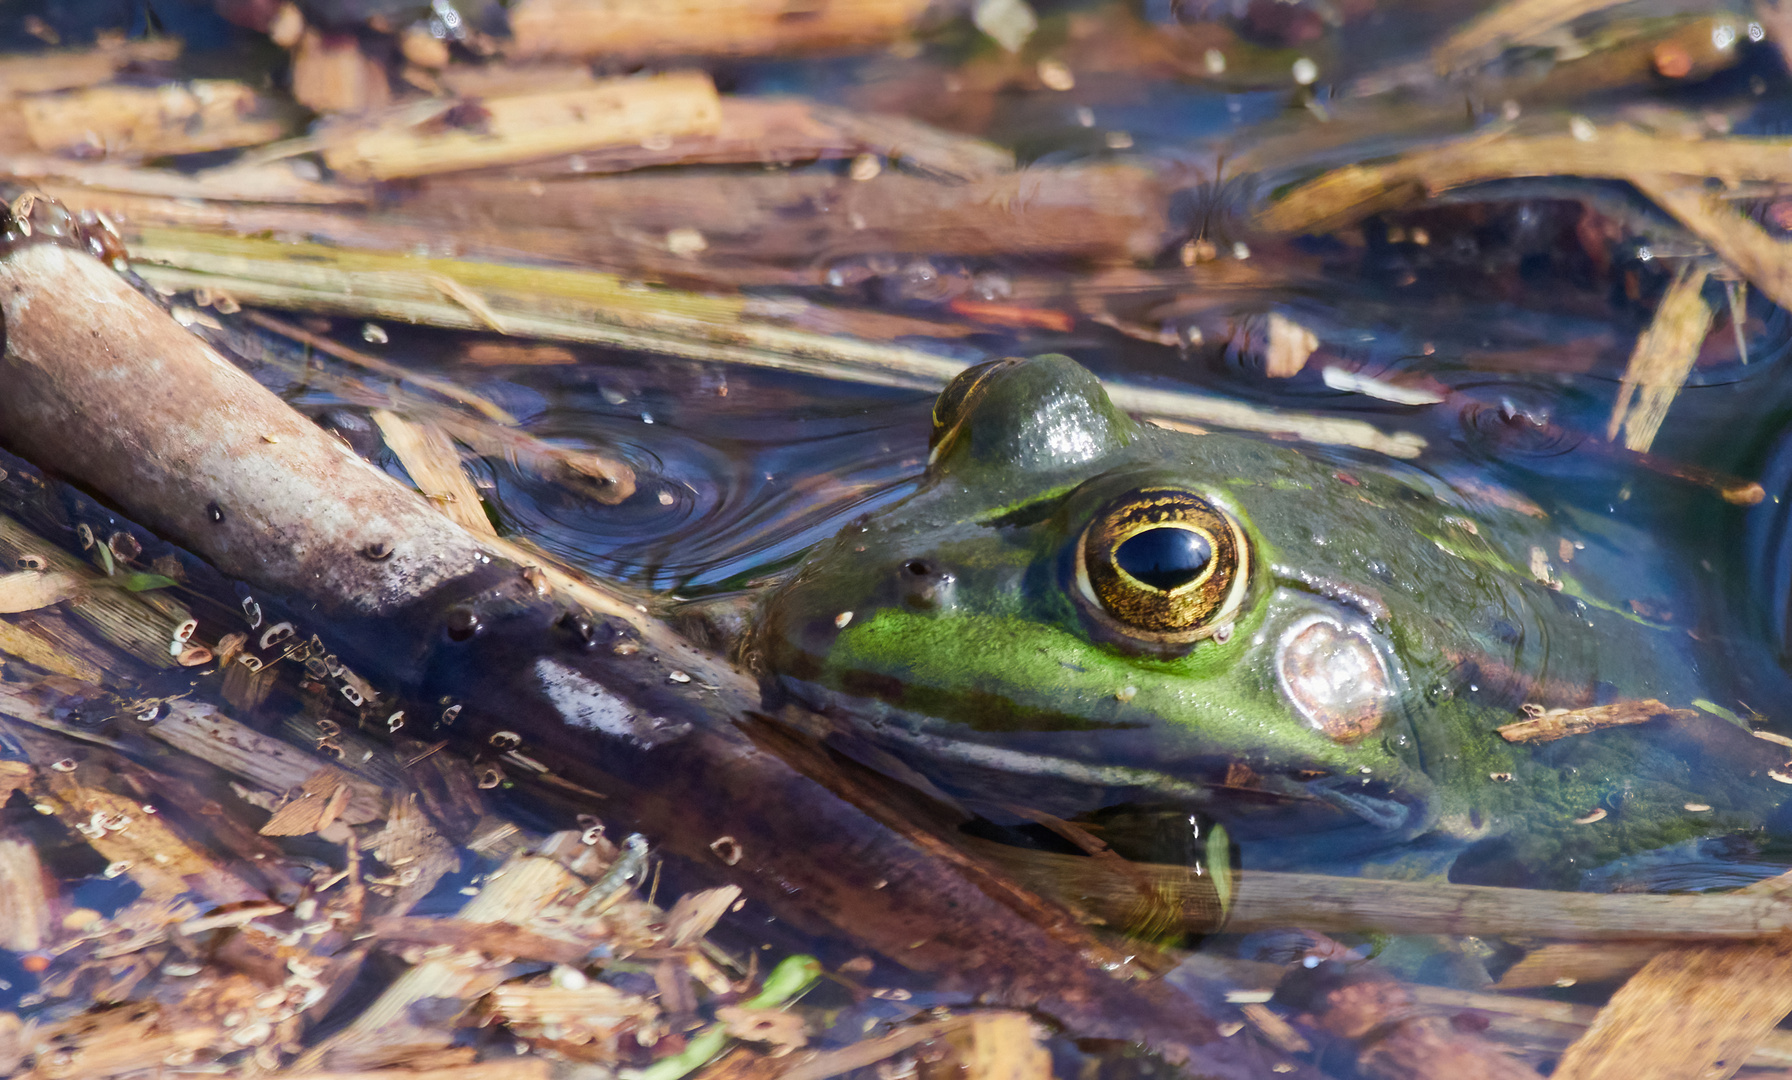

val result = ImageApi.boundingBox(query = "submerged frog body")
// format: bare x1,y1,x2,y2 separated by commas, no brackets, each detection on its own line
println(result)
756,355,1792,885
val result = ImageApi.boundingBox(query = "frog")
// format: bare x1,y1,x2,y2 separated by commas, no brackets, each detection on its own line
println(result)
753,354,1792,887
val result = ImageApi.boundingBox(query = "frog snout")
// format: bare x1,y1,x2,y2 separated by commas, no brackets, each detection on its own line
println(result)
897,558,958,611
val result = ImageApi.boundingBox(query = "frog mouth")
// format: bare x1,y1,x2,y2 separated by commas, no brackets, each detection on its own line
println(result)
838,719,1432,838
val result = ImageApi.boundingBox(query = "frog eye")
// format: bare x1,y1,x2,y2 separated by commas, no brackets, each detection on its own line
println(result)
1075,488,1250,641
929,357,1023,455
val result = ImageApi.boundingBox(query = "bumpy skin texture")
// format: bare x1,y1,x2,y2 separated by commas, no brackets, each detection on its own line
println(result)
757,356,1789,881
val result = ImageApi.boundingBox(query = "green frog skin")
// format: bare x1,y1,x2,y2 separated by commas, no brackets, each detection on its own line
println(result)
755,355,1792,884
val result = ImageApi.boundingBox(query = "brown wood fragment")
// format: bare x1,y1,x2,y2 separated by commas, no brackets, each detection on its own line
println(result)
297,855,581,1071
372,411,497,538
506,0,940,60
319,73,723,181
1254,131,1792,238
0,37,181,98
659,884,741,947
18,81,289,159
1497,700,1697,743
1552,940,1792,1080
773,1014,1044,1080
259,766,352,836
263,1067,549,1080
34,775,262,903
1280,961,1544,1080
414,162,1172,265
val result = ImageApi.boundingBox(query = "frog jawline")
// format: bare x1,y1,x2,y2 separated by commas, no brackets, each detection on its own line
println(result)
778,675,1430,837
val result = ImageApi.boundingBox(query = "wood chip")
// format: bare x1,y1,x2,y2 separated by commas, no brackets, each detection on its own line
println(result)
1553,940,1792,1080
291,30,391,115
258,766,353,837
1497,700,1697,744
1264,312,1319,378
659,884,741,947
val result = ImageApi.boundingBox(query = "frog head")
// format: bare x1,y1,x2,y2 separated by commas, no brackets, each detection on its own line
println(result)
754,356,1722,867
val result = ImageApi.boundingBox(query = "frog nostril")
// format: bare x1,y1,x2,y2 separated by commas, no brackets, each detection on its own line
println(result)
898,559,955,610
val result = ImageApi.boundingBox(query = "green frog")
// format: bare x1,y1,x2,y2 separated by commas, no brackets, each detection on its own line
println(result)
755,354,1792,886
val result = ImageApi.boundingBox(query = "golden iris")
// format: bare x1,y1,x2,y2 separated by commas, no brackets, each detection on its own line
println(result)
1076,489,1250,641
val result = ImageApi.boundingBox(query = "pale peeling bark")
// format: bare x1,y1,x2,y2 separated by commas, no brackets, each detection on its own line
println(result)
0,241,487,617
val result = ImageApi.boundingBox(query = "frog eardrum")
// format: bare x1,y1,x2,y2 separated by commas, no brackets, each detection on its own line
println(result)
1074,487,1250,643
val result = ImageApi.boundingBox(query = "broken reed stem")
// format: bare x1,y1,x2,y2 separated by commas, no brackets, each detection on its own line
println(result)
970,841,1792,942
0,512,192,668
1254,129,1792,237
1606,264,1714,453
126,229,1426,458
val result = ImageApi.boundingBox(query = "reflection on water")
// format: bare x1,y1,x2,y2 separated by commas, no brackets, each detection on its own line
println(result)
476,365,930,592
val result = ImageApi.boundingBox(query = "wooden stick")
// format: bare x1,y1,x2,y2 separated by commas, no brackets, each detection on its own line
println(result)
505,0,941,60
971,842,1792,942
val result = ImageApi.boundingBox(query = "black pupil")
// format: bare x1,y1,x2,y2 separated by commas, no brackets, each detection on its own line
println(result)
1115,527,1212,591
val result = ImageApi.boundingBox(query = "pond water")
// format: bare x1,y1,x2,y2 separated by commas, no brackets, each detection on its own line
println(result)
10,0,1792,1074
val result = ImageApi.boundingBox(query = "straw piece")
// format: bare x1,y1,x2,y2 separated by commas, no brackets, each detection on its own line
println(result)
0,616,114,685
1606,264,1714,453
1632,175,1792,313
18,81,289,159
0,514,191,669
371,411,497,537
319,73,723,181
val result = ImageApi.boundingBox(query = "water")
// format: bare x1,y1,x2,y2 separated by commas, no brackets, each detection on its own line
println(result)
12,0,1792,1070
